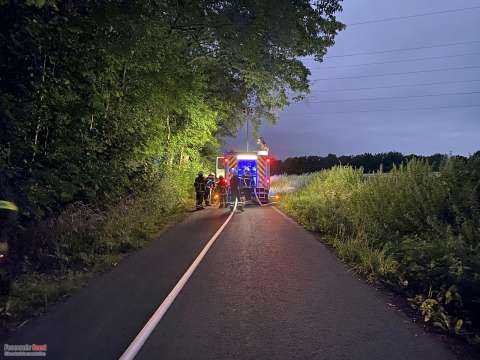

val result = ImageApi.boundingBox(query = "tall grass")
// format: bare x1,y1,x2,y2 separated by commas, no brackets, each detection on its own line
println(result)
1,166,199,330
277,158,480,342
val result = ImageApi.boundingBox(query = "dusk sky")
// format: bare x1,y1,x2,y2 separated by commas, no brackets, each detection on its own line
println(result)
226,0,480,159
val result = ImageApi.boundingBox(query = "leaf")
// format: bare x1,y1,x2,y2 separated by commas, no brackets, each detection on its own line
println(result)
433,321,447,331
34,0,46,8
0,201,18,212
454,319,463,334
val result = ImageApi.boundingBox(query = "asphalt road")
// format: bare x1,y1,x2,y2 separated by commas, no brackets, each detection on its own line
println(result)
5,205,458,359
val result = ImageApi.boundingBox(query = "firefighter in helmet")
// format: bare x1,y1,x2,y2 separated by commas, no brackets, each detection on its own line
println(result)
204,173,216,206
216,175,228,208
194,171,206,210
243,167,253,200
229,169,243,211
243,167,252,187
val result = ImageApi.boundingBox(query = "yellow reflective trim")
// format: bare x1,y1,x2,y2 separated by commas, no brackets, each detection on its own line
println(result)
228,158,237,169
258,162,265,177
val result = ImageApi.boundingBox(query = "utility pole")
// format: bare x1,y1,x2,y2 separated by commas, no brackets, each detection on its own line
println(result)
246,118,249,152
243,106,250,152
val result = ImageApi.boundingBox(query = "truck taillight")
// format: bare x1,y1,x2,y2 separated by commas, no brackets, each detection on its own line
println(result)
224,158,229,163
266,158,271,163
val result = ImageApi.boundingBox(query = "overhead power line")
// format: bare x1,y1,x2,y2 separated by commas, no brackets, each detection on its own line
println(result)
304,90,480,104
346,5,480,26
324,40,480,58
312,52,480,69
308,79,480,93
312,65,480,81
286,104,480,116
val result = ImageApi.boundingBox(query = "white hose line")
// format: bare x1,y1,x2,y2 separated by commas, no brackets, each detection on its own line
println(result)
252,187,279,207
253,186,266,207
119,198,238,360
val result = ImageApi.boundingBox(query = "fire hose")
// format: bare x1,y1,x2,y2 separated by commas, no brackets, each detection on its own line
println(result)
253,187,279,207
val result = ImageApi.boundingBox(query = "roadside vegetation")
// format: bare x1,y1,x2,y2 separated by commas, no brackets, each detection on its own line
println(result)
0,0,344,333
2,171,191,332
275,155,480,344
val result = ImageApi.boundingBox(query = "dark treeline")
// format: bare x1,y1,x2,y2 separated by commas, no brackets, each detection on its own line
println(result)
271,152,476,175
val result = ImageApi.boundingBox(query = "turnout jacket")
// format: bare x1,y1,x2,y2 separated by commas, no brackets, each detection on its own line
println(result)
194,176,206,192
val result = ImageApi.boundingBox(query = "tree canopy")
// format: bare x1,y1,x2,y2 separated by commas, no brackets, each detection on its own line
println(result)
0,0,344,217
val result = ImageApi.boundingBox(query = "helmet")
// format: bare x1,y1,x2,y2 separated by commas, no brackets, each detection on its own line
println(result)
209,173,215,177
198,171,204,177
219,175,224,179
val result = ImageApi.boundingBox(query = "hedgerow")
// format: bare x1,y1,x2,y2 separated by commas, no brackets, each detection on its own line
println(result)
278,156,480,343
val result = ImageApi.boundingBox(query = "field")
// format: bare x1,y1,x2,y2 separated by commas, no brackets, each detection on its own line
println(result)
274,157,480,343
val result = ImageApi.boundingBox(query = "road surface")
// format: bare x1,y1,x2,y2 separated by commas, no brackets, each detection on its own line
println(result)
4,206,458,359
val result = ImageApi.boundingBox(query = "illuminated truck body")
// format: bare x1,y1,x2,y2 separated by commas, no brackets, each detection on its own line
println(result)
216,150,271,203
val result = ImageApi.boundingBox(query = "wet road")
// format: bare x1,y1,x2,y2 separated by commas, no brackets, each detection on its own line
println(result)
5,206,457,359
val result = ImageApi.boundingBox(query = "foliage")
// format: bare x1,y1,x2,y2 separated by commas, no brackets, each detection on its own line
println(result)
0,0,344,328
1,175,186,328
0,0,343,262
277,155,480,342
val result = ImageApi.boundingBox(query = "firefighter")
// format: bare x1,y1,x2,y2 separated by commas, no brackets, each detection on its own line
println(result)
194,171,206,210
243,168,252,187
243,168,253,200
216,175,228,208
229,169,243,211
204,173,216,206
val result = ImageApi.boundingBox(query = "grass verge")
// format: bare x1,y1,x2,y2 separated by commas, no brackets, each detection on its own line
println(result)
0,179,189,337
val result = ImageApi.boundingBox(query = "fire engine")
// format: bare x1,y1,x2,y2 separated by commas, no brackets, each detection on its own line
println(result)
215,150,271,204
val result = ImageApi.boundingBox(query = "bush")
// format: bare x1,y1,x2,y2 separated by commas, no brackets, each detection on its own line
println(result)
0,165,200,329
277,157,480,343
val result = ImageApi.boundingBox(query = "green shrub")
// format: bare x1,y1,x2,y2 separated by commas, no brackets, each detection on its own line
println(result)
278,157,480,342
0,165,199,328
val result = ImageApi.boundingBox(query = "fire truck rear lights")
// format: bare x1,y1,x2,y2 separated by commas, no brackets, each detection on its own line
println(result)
266,158,271,163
